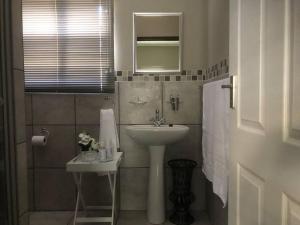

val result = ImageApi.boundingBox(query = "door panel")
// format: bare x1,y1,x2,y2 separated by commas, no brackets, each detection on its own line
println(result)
284,0,300,146
237,164,265,225
290,0,300,131
282,194,300,225
229,0,300,225
239,0,266,134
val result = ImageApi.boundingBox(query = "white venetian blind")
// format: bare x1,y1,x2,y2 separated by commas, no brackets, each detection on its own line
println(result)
23,0,114,92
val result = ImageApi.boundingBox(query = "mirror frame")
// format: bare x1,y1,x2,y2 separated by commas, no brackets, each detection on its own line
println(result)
133,12,183,73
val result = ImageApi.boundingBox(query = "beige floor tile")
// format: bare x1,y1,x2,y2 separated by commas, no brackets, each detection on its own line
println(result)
30,212,73,225
117,211,211,225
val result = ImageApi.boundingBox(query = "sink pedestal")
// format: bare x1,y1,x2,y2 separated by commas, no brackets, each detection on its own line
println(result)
148,145,165,224
125,125,190,224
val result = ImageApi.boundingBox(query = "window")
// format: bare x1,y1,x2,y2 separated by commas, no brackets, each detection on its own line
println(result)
23,0,114,93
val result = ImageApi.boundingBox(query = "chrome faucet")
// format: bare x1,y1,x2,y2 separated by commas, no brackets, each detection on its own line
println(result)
150,109,166,127
169,94,180,111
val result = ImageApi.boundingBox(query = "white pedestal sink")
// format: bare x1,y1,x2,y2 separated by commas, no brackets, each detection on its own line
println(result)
126,125,189,224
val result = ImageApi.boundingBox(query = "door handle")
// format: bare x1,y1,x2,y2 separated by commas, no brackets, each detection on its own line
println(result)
221,84,233,89
221,76,234,109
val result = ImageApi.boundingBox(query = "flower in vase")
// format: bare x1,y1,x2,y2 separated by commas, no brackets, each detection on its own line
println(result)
78,131,99,152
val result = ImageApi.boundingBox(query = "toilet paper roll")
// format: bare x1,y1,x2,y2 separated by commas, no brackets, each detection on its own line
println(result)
32,135,47,146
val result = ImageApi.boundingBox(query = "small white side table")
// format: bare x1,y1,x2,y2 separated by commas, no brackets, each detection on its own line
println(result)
66,152,123,225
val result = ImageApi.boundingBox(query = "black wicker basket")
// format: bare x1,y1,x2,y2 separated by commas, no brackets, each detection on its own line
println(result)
168,159,197,225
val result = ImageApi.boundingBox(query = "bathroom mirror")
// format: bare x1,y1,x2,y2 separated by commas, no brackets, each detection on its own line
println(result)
133,12,183,73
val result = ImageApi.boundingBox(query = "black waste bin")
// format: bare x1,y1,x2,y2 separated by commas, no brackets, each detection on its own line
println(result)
168,159,197,225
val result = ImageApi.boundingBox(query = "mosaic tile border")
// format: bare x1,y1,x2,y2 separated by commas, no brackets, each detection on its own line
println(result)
114,59,229,82
203,59,229,82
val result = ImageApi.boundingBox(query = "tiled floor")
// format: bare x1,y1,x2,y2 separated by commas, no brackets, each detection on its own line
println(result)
117,211,211,225
29,211,211,225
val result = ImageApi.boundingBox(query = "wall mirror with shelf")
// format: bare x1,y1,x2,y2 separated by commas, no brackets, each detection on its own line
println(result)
133,12,183,73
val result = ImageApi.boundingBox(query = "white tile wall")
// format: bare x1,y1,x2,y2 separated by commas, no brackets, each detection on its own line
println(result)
165,125,203,167
120,168,148,210
163,82,202,124
120,125,149,168
119,82,162,124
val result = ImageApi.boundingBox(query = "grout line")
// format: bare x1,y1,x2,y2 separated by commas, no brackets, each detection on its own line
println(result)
34,167,70,170
73,96,79,205
29,93,34,126
73,95,78,155
32,124,75,126
74,94,77,126
31,122,36,211
16,140,26,145
118,123,203,126
75,124,103,126
27,92,114,96
161,82,164,118
118,83,120,125
119,166,203,169
120,167,150,169
31,123,101,126
24,97,32,132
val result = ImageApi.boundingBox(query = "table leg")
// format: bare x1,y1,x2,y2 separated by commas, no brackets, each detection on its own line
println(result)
109,171,117,225
73,173,87,224
71,171,118,225
73,173,87,212
73,190,80,225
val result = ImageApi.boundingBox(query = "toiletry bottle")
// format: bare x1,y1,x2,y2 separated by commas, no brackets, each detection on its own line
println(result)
98,141,107,162
106,140,114,161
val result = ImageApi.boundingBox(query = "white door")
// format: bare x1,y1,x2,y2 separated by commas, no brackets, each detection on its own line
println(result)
229,0,300,225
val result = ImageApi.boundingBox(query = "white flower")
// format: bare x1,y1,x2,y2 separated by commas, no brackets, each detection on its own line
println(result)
78,132,93,145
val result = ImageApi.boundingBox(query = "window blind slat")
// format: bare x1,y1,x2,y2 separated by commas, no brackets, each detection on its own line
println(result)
23,0,114,93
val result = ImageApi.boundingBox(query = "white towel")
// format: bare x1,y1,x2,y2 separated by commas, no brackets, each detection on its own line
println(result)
99,109,119,154
202,78,230,206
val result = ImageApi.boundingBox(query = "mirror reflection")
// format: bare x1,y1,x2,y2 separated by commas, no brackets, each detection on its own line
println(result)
133,13,182,73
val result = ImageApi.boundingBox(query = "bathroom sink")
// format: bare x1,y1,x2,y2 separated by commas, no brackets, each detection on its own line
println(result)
125,124,189,224
126,125,189,146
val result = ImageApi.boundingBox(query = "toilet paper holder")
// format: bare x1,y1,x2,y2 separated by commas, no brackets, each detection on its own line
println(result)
40,128,50,138
32,128,50,147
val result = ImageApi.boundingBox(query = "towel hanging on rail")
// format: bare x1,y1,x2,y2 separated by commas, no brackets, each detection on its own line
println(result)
202,78,230,206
